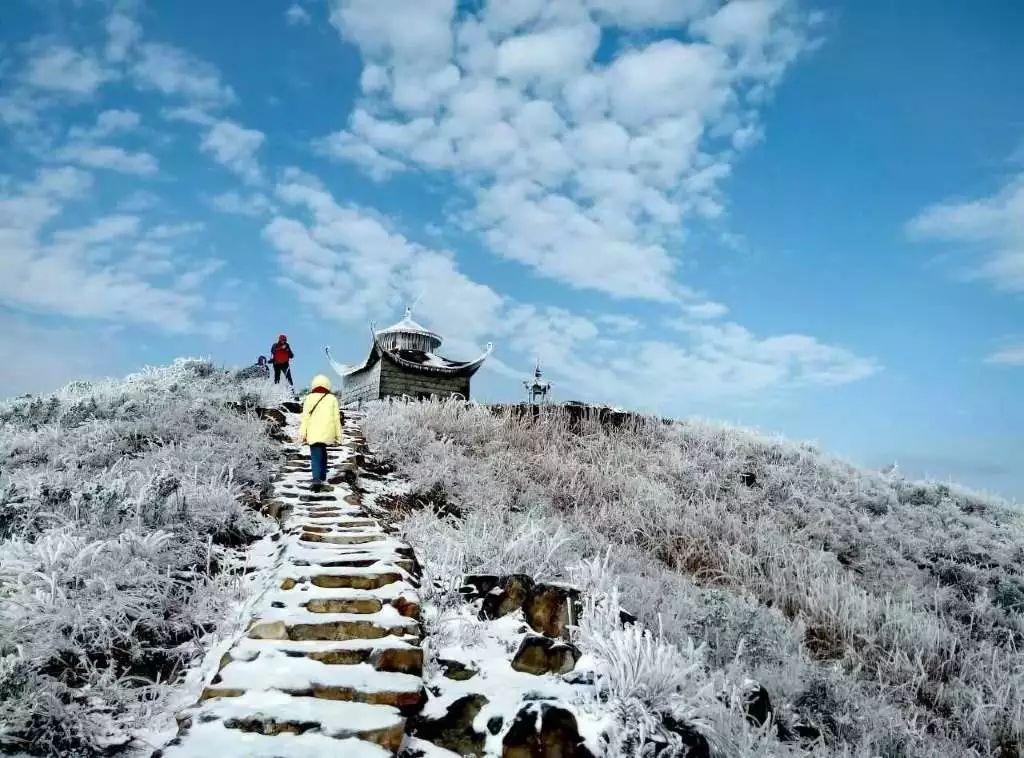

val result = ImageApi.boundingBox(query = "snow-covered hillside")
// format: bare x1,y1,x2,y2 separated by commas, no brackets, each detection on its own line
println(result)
362,400,1024,758
0,361,290,755
3,363,1022,757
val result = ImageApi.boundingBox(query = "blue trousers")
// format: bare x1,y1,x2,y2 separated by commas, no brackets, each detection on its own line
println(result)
310,443,328,483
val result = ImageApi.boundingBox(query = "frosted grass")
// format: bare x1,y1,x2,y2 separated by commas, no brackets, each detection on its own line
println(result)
363,398,1024,757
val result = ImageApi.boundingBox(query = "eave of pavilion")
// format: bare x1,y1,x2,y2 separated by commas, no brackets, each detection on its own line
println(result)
326,340,493,381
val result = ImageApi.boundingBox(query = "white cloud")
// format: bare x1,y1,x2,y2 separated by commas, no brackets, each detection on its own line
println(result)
117,190,161,212
59,144,159,175
908,175,1024,292
209,190,273,217
320,0,815,301
360,64,389,93
200,120,266,183
25,45,109,94
162,105,218,126
596,313,641,333
68,109,141,141
496,24,600,85
96,108,141,134
0,92,40,126
132,43,236,105
986,344,1024,366
316,129,406,180
0,167,217,332
59,110,154,175
51,213,141,249
474,179,677,299
605,40,729,128
105,12,142,63
31,165,94,198
682,300,729,320
264,170,502,339
286,4,312,26
329,0,456,69
265,170,877,403
585,0,712,28
148,222,205,240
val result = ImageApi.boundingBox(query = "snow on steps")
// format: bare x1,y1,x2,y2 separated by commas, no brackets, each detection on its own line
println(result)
159,412,424,757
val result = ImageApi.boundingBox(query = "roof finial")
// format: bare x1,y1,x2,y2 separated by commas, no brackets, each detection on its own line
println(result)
408,290,424,320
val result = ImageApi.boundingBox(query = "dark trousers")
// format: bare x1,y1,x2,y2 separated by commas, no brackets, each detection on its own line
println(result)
310,443,328,483
273,363,293,385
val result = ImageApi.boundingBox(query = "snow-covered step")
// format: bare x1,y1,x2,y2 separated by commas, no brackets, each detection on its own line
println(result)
284,544,416,570
166,409,421,757
297,516,378,528
299,518,385,528
203,651,424,712
280,565,409,591
160,718,393,758
299,532,387,546
269,576,418,608
178,691,406,751
201,651,425,708
247,604,419,641
230,636,423,674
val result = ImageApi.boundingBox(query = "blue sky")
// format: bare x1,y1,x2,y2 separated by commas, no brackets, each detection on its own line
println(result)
2,0,1022,499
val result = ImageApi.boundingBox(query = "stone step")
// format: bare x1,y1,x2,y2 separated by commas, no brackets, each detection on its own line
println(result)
308,572,406,590
299,522,383,532
300,532,386,545
178,691,406,752
298,517,377,528
160,718,393,758
270,578,419,608
278,562,409,587
230,637,424,675
248,606,419,641
288,511,365,521
203,655,424,713
304,597,384,614
168,415,423,757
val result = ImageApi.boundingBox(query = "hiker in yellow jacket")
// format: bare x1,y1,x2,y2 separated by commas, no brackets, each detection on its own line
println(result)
298,374,343,491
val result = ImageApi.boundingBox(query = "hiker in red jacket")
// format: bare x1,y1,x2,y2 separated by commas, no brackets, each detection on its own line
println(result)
270,334,294,386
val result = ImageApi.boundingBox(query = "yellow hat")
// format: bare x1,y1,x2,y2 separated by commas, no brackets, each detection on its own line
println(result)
310,374,331,390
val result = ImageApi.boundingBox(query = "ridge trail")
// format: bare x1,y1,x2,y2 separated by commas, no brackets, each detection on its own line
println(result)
160,409,424,757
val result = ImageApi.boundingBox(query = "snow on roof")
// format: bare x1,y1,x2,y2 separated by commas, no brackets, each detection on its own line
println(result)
376,309,440,339
392,349,467,369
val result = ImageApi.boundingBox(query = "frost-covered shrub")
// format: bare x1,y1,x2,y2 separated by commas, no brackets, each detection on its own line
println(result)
363,398,1024,757
0,359,283,755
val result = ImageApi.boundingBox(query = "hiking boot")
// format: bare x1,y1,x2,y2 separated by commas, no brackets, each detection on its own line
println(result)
310,481,323,492
318,482,334,492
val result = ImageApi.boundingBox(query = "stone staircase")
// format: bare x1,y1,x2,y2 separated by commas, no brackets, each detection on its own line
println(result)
160,412,424,758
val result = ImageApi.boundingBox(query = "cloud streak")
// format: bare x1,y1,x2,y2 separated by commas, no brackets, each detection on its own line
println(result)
908,174,1024,293
986,343,1024,366
58,143,159,175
